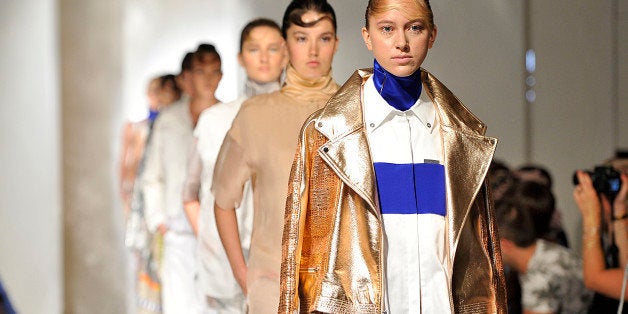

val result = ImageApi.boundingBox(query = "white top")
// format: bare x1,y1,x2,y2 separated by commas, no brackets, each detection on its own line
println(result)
191,97,254,298
521,239,593,314
141,98,195,234
363,76,450,313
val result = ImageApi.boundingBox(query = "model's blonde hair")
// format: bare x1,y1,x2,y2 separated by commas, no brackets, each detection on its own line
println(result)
365,0,434,31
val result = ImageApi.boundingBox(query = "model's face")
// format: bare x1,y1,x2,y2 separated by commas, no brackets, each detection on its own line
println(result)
176,71,192,95
158,82,179,106
147,79,161,109
190,56,222,99
239,26,287,84
286,11,338,80
362,8,436,77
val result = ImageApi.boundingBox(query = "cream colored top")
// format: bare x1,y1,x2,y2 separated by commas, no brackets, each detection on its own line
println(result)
212,65,338,310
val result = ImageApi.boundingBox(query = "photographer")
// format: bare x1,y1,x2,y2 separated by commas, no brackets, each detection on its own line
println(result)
573,169,628,303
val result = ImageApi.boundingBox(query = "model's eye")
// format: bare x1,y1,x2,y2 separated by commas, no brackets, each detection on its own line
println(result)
381,26,393,33
268,46,280,53
321,35,333,43
296,36,307,43
409,24,424,33
247,47,259,53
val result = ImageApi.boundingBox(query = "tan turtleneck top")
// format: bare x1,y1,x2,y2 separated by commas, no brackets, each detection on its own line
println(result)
212,65,338,311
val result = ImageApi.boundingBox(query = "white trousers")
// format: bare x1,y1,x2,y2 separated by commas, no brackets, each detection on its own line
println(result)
195,294,247,314
160,232,200,314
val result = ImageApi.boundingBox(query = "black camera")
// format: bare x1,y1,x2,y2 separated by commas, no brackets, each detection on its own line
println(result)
572,165,622,200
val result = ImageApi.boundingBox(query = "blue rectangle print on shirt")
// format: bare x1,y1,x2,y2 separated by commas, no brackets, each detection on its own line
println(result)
374,162,446,216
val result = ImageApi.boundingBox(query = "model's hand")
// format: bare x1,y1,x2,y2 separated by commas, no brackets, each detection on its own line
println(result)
214,202,248,296
573,170,601,226
235,266,248,296
157,223,169,236
613,172,628,220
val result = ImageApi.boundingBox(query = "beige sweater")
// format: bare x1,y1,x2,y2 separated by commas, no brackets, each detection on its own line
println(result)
212,65,338,313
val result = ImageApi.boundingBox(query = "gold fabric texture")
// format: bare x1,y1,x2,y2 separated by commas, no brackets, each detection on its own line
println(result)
279,69,507,313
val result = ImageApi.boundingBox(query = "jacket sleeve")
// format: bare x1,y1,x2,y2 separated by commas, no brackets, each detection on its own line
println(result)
181,138,202,204
140,117,166,233
279,122,312,314
481,180,508,313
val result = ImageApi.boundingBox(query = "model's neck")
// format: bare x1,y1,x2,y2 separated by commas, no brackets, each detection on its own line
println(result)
245,78,280,98
189,96,218,126
511,241,537,273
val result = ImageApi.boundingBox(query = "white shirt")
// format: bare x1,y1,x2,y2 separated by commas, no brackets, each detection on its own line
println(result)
363,76,451,313
142,98,194,234
192,97,254,298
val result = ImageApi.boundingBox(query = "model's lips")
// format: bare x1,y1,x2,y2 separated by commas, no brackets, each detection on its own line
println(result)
392,55,412,63
258,66,270,72
307,60,320,67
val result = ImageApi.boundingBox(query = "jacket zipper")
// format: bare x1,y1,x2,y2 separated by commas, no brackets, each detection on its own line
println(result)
299,267,319,273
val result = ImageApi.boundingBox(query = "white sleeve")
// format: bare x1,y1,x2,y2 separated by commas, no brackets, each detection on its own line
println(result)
140,118,167,232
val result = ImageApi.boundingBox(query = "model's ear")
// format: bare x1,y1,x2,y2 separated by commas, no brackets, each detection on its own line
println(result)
281,41,289,68
499,238,514,251
428,25,437,49
237,52,244,67
362,27,373,51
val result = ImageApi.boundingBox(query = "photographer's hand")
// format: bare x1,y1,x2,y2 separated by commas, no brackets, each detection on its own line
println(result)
613,173,628,220
613,173,628,267
573,170,601,228
574,170,628,299
573,170,608,296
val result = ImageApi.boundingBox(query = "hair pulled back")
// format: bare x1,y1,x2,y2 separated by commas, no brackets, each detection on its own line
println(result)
281,0,337,38
365,0,434,31
240,18,282,52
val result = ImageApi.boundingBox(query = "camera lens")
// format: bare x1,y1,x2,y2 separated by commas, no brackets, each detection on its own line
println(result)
572,171,580,186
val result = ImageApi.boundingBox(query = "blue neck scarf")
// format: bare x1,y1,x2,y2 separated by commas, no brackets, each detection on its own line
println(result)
372,59,422,111
148,109,159,122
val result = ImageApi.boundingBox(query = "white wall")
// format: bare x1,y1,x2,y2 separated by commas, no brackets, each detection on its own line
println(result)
530,0,617,248
618,0,628,150
427,0,526,164
122,0,255,121
0,1,63,313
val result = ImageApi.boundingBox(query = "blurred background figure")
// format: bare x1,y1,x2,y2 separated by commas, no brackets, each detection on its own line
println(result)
141,44,222,313
181,18,286,313
120,74,180,314
515,164,569,247
574,162,628,313
119,74,181,218
488,159,517,203
496,193,593,314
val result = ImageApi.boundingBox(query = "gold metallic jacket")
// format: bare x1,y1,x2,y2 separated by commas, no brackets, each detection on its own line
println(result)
279,69,507,313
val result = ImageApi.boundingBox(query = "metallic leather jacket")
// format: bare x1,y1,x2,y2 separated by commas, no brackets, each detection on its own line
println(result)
279,69,507,313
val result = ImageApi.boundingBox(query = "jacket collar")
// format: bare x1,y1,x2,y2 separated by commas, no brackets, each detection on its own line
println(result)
314,68,497,259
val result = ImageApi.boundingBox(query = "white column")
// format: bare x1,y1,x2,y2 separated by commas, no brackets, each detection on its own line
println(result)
0,1,62,313
60,0,128,313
